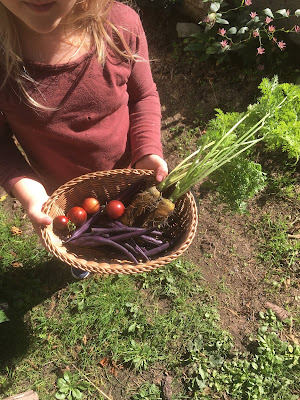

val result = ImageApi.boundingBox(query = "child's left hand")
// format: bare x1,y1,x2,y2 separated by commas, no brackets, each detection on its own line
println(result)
135,154,168,183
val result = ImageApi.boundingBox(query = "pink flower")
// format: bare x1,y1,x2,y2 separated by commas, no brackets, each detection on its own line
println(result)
252,29,259,37
265,16,273,24
245,0,252,5
204,14,215,24
220,40,229,48
257,47,265,55
295,25,300,33
250,12,257,18
278,41,286,50
268,25,276,33
218,28,227,36
205,13,216,24
286,9,290,16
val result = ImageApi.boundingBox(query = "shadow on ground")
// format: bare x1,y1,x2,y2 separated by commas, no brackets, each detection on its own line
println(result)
0,259,74,370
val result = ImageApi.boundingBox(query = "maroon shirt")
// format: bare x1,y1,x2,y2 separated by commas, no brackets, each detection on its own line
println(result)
0,2,162,194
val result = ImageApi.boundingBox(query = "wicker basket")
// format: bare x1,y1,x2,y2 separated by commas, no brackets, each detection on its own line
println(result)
41,169,198,275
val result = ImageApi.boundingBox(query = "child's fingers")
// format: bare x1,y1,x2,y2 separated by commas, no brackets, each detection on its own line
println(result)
135,154,168,182
27,209,52,228
155,159,168,182
29,212,52,246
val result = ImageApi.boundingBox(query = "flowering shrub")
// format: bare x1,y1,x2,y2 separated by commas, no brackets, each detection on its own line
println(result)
184,0,300,67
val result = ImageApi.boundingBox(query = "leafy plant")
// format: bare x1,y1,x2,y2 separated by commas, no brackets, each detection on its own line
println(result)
256,214,300,271
252,77,300,161
131,383,162,400
183,310,300,400
210,157,266,211
123,340,157,371
0,309,9,324
184,0,300,67
196,76,300,211
55,371,89,400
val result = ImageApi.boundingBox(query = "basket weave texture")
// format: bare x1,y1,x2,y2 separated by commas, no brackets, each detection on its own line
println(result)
41,169,198,275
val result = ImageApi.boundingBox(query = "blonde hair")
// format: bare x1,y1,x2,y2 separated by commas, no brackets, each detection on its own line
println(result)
0,0,136,108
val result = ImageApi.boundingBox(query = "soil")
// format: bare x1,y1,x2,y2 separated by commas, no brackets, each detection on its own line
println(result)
135,1,300,348
1,0,299,364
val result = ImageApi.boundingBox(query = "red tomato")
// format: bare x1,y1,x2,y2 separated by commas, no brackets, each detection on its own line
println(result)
67,206,87,226
105,200,125,219
53,215,69,230
81,197,101,214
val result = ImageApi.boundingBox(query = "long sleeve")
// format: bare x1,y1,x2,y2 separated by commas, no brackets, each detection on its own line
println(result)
0,113,38,194
0,2,163,195
126,14,163,165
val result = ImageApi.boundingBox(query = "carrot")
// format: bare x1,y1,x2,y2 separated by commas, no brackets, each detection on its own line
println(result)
142,197,175,227
122,106,283,228
119,185,161,226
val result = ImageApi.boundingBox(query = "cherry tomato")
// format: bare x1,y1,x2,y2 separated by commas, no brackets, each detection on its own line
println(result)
81,197,101,214
105,200,125,219
53,215,69,230
67,206,87,226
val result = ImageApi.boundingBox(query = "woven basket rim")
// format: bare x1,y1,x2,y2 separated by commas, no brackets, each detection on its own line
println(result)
41,169,198,275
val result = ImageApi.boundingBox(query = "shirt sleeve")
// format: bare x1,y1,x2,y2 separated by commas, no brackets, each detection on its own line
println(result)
126,14,163,166
0,112,38,194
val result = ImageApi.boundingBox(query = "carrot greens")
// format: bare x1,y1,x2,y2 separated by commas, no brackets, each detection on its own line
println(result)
121,76,299,225
159,112,268,202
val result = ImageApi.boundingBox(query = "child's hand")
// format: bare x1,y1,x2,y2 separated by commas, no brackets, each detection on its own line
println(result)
135,154,168,183
11,178,52,238
26,198,52,235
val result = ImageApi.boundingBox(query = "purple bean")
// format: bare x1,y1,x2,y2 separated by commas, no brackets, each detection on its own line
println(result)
123,240,150,262
64,208,103,243
139,235,163,246
91,226,145,234
144,242,171,257
67,236,138,264
123,242,140,257
132,241,150,261
107,227,156,243
150,230,163,236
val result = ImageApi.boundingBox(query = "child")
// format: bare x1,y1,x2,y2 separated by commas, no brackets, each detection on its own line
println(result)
0,0,168,277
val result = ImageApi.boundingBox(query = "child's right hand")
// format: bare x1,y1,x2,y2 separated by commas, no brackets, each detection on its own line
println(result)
11,178,52,237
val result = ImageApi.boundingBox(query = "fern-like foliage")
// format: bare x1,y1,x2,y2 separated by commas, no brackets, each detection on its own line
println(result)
251,76,300,162
201,76,299,211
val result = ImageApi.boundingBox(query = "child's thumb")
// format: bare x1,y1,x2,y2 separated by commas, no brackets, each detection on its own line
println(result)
39,213,53,226
28,210,52,227
156,165,168,183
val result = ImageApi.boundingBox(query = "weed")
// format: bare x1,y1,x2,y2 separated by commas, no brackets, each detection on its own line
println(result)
256,214,300,272
135,259,204,302
130,383,162,400
183,310,300,400
123,340,156,371
55,371,89,400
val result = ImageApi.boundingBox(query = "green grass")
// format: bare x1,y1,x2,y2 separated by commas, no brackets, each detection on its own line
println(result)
0,205,49,271
256,214,300,274
0,203,299,400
